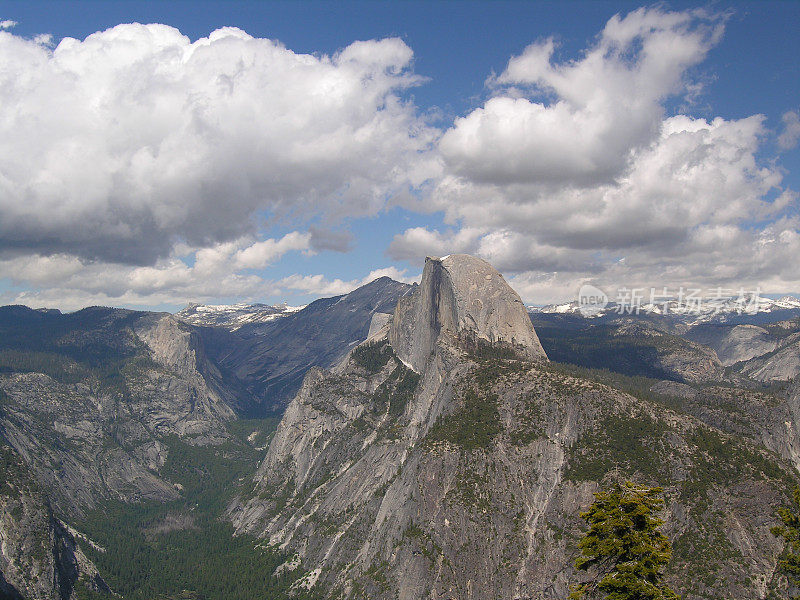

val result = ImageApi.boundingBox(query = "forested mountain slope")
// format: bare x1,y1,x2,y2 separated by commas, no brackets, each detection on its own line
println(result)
232,256,800,600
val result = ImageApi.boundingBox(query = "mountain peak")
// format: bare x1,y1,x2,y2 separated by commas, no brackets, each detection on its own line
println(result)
388,254,547,371
175,302,303,330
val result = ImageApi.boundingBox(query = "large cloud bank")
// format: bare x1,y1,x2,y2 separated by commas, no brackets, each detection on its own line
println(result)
1,8,798,308
390,7,799,301
0,23,436,264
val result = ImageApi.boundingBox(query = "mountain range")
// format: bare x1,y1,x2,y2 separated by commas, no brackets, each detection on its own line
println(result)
532,294,800,325
2,255,800,599
176,303,305,331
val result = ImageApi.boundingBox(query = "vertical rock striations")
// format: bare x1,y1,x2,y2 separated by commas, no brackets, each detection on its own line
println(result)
231,253,797,600
389,255,547,372
0,444,111,600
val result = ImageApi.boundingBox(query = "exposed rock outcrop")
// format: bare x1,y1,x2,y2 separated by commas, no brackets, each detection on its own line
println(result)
0,444,110,600
687,324,779,366
133,313,236,437
656,339,725,383
389,255,547,372
231,254,795,600
0,307,236,517
739,333,800,382
610,320,725,383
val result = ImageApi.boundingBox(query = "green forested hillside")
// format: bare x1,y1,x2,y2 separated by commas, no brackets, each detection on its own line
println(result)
74,419,319,600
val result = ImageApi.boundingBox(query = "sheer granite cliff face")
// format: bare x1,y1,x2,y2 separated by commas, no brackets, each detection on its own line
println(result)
739,332,800,383
196,277,415,414
389,255,546,372
231,255,796,600
0,444,111,600
0,308,236,518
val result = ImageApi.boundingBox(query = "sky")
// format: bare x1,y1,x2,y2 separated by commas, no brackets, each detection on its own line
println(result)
0,0,798,311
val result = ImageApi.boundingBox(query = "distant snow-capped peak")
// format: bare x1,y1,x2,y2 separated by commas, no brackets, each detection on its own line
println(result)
529,295,800,323
176,302,304,330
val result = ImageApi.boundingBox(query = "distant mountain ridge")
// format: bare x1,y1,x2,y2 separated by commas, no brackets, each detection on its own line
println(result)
231,254,800,600
531,294,800,325
195,276,415,414
176,302,304,330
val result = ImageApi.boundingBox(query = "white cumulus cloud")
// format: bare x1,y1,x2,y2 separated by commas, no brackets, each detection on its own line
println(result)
388,226,483,262
0,229,422,310
0,23,437,265
0,232,313,309
778,110,800,150
391,7,799,302
440,7,724,187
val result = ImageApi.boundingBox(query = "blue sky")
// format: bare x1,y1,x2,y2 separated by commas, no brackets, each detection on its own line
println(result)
0,1,798,310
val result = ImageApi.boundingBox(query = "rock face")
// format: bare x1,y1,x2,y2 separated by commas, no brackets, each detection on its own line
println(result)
687,324,779,367
607,320,726,383
199,276,415,414
231,254,796,600
0,444,110,600
389,255,547,372
0,307,237,518
654,338,725,384
132,313,237,434
739,332,800,382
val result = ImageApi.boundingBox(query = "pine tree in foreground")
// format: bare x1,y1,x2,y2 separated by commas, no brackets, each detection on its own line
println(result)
772,486,800,599
569,481,679,600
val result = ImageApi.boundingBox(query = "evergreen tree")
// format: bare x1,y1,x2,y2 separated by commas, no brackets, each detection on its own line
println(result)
772,486,800,599
569,481,679,600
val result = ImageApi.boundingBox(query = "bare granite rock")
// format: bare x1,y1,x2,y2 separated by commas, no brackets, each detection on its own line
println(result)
389,255,547,372
687,324,779,367
231,254,795,600
740,333,800,382
0,444,110,600
656,339,725,384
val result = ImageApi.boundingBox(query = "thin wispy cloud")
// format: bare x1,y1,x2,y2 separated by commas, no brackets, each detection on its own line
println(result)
779,111,800,150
